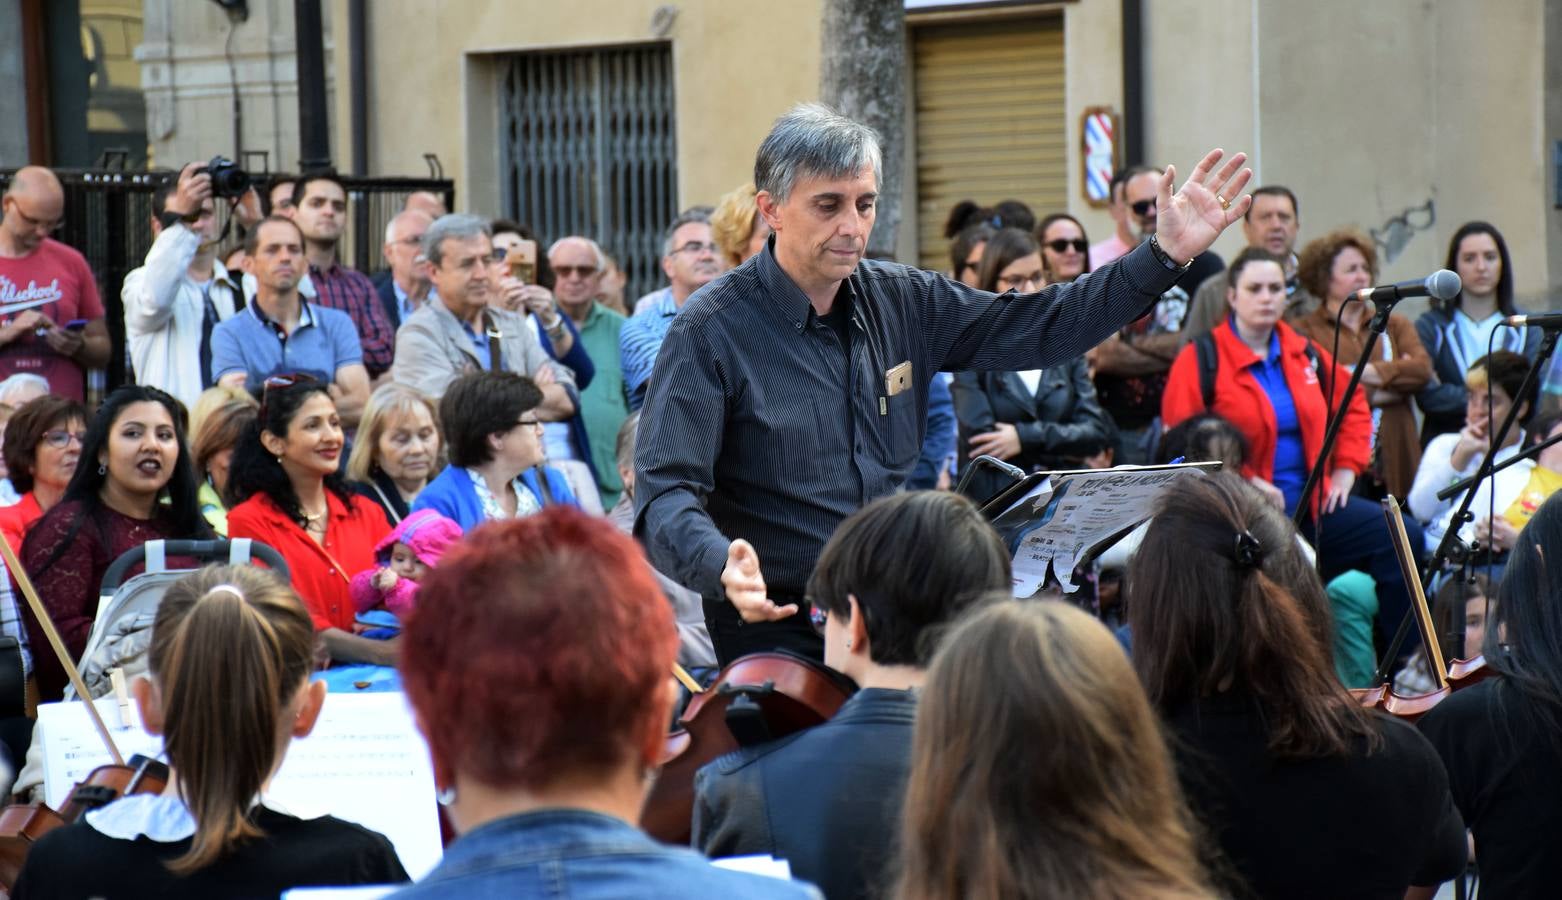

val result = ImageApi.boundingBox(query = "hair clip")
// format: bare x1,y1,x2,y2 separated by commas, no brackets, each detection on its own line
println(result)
1232,531,1264,570
203,584,246,603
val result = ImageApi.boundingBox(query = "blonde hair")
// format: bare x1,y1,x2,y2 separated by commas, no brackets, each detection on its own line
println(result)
188,385,256,445
346,383,441,483
150,565,317,875
710,183,762,268
896,600,1213,900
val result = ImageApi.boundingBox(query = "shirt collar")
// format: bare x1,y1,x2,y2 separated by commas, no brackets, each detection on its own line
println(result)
86,792,317,842
754,234,852,333
250,299,315,330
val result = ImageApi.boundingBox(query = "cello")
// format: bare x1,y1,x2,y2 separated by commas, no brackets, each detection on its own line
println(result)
642,651,857,844
1349,497,1494,722
0,534,169,888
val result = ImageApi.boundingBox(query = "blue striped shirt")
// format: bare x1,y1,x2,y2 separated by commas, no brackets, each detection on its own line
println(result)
620,288,677,411
633,239,1180,646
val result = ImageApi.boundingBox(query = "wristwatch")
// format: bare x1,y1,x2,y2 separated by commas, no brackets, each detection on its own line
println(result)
158,208,202,230
1149,234,1193,274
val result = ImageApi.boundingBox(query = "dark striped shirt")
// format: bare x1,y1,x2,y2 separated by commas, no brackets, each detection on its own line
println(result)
310,262,395,377
633,240,1179,645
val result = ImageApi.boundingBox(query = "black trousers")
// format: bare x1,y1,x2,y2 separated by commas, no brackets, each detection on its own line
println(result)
703,594,824,668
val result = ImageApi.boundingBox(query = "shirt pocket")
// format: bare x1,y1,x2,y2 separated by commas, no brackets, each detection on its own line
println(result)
882,388,923,470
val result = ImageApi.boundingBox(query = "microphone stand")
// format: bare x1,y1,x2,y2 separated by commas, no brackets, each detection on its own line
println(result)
1292,297,1399,529
1370,326,1561,683
1435,430,1562,501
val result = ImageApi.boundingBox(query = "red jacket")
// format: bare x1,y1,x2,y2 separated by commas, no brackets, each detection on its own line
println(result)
1162,320,1372,519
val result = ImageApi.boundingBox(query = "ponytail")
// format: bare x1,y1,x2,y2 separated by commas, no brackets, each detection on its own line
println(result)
149,566,316,875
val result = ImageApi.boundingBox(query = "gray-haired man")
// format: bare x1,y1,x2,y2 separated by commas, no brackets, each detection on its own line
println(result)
391,213,576,417
634,103,1253,665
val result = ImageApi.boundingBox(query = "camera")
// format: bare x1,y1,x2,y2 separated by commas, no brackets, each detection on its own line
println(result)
200,156,251,199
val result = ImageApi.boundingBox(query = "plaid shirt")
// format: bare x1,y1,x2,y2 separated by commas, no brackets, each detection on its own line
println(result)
309,262,395,377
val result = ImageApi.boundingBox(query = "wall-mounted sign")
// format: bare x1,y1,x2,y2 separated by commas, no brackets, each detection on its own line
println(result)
1081,107,1120,209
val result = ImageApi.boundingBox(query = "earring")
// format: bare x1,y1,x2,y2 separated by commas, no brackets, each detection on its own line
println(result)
97,465,106,476
436,786,457,807
845,640,852,650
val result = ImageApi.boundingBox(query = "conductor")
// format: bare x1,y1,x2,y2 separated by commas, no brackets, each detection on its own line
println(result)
634,103,1252,664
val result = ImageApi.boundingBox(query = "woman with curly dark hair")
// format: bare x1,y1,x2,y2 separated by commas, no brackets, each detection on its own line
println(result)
226,374,394,666
1291,228,1431,497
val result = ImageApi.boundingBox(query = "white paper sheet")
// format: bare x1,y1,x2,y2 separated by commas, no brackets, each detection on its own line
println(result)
712,854,795,880
36,691,443,879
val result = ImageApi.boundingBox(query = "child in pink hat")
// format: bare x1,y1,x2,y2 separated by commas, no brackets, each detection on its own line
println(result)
349,509,463,618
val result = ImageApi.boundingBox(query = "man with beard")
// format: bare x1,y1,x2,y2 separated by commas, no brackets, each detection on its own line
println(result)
292,173,397,382
619,209,722,410
124,161,259,410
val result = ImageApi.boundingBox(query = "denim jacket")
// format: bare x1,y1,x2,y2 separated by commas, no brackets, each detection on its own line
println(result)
386,808,821,899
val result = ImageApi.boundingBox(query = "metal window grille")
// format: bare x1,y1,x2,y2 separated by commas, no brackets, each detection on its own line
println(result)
500,44,677,302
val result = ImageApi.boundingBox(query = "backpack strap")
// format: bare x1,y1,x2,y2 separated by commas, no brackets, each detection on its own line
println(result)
1194,332,1219,409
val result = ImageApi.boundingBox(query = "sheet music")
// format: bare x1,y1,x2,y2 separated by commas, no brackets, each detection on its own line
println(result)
37,691,443,879
1006,466,1208,595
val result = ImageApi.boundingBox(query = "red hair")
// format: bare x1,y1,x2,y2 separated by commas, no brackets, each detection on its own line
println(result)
400,508,677,788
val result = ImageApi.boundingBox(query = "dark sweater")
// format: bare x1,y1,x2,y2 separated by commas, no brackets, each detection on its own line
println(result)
12,806,408,900
1419,677,1562,900
1165,691,1466,900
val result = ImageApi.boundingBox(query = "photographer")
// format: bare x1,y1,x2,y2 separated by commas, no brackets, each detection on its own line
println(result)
123,161,261,410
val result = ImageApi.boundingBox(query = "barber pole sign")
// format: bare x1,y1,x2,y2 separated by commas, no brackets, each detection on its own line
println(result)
1081,107,1120,209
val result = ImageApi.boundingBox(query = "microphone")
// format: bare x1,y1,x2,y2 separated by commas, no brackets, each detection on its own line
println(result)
1351,269,1461,306
1503,312,1562,329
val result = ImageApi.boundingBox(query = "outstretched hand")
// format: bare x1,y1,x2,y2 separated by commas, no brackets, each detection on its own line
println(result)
721,538,798,623
1155,149,1254,264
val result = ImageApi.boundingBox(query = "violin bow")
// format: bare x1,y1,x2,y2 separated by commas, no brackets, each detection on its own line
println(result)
1381,497,1447,690
0,537,124,766
672,663,703,694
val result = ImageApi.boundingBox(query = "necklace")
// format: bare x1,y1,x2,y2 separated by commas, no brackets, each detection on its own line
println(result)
301,506,328,531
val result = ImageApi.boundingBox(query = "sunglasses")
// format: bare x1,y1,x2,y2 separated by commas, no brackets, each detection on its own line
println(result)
553,265,599,280
1045,239,1089,255
260,372,321,416
1130,199,1156,217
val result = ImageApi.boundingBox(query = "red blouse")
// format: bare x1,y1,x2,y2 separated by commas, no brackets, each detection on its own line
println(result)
226,491,390,632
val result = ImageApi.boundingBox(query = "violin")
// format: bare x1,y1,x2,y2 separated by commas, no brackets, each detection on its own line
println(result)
0,754,169,886
1348,498,1494,721
0,534,166,889
641,651,857,844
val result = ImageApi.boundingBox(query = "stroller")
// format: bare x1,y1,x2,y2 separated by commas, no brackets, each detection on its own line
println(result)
67,538,289,700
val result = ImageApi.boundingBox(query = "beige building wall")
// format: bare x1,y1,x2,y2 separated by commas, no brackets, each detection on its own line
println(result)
333,0,824,218
1145,0,1551,310
139,0,324,173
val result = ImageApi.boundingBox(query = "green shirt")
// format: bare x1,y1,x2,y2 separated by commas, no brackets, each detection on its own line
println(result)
576,302,629,507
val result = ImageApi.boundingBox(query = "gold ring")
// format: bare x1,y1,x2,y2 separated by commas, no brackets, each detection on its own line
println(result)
1218,194,1230,211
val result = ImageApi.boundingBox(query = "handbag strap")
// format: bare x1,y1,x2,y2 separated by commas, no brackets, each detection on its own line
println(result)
532,465,555,506
484,310,503,373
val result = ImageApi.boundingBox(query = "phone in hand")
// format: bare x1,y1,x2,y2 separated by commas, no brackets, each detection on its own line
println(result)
506,239,538,285
64,319,88,332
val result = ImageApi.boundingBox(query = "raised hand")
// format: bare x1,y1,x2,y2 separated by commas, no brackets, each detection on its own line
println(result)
1155,149,1254,264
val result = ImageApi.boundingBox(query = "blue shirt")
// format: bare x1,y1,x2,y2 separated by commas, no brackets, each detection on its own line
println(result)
620,287,678,411
1244,327,1308,516
210,300,362,385
386,809,820,900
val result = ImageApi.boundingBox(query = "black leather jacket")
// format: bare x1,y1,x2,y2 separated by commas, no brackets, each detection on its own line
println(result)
691,688,917,900
952,356,1117,503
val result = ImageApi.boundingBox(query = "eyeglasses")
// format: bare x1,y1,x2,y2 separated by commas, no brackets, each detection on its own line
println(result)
1129,199,1156,217
961,256,983,274
553,265,599,280
5,197,64,233
39,429,86,449
1045,239,1089,255
671,241,718,256
515,417,543,432
808,604,829,636
997,271,1045,290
